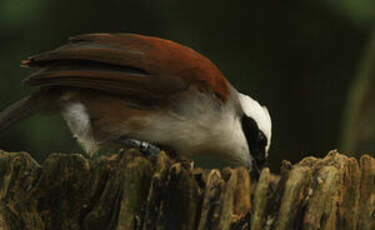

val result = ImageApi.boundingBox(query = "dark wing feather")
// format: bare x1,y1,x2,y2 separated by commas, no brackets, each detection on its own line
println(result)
26,61,184,101
22,33,230,102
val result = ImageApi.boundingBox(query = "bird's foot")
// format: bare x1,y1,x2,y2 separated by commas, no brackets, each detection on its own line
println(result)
121,138,161,157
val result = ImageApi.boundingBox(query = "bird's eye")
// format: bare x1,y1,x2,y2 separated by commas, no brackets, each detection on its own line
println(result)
241,116,267,150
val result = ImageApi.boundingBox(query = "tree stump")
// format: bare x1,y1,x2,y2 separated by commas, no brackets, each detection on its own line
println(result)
0,149,374,230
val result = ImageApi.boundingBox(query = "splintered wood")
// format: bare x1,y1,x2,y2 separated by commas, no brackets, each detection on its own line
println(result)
0,149,374,230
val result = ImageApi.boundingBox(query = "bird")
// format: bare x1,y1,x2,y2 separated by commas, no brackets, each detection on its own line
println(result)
0,33,271,175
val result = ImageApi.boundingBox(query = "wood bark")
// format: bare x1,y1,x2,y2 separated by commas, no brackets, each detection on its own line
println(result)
0,149,374,230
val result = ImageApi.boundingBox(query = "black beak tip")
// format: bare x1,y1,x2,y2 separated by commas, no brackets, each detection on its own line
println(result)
249,158,268,180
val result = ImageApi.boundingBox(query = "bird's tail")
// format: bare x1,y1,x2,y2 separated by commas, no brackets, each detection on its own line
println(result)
0,91,51,134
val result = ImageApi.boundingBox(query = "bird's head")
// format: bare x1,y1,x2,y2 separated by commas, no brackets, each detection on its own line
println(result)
238,93,272,176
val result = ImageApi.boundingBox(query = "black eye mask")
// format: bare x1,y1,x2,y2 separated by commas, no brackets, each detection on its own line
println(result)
241,115,268,178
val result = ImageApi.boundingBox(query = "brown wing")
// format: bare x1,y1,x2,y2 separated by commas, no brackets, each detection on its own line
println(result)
22,33,230,103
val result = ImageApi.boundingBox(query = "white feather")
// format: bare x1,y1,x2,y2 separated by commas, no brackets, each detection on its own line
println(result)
125,93,252,167
62,103,98,155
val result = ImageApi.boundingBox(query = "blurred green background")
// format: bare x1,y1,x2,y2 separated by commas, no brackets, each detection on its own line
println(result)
0,0,374,171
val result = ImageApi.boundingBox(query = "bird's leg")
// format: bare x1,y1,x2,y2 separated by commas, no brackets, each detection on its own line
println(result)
121,138,161,157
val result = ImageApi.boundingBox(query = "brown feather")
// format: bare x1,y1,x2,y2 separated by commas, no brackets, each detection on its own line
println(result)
23,33,230,102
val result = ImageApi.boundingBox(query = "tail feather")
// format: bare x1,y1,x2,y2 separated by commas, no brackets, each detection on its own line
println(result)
0,94,45,134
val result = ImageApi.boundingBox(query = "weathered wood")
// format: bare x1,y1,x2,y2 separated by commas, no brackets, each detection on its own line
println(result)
0,149,374,230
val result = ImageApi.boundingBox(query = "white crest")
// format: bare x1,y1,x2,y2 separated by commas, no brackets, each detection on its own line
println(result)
239,93,272,154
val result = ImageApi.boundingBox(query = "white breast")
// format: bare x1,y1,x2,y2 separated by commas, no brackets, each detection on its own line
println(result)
62,103,98,156
130,94,252,168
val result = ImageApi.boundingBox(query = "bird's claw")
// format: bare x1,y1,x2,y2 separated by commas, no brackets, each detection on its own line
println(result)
122,138,161,157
